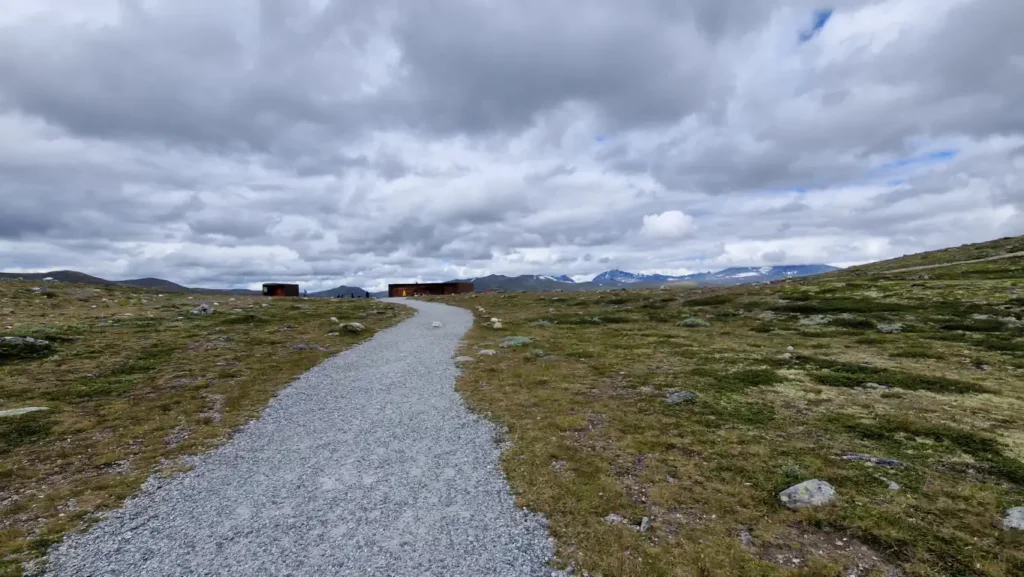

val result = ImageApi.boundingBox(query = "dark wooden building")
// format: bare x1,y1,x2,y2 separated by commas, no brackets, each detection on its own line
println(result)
262,283,300,297
388,282,474,297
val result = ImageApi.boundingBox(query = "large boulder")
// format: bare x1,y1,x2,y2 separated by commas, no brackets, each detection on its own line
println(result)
778,479,836,509
1004,507,1024,530
0,336,54,361
500,336,534,348
665,391,698,404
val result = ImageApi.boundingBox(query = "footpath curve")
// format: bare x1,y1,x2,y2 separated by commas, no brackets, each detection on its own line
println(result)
47,299,554,577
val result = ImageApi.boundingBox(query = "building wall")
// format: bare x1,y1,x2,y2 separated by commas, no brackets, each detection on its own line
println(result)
263,284,300,297
388,282,474,297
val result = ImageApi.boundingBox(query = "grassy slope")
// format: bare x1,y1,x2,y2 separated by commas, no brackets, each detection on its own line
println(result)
0,281,410,576
435,236,1024,576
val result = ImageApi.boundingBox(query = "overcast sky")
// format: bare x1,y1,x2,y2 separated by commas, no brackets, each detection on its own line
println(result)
1,0,1021,291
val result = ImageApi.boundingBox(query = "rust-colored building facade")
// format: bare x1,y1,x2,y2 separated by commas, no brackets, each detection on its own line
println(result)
262,283,300,297
388,282,474,297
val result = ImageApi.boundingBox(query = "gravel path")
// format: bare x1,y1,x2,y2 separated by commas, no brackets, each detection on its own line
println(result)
47,299,555,577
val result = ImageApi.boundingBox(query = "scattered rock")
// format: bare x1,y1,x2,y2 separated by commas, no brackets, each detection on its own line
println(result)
781,352,793,360
330,317,339,323
840,453,904,468
164,426,190,448
738,528,754,548
290,344,329,352
665,391,698,404
326,332,339,337
431,321,443,328
778,479,837,509
0,336,54,360
530,320,553,328
454,356,474,363
478,349,497,356
876,322,905,334
861,382,890,390
786,346,795,353
886,479,901,491
678,317,710,328
1003,507,1024,530
492,322,503,330
342,322,365,333
490,318,500,323
527,349,546,358
639,517,651,533
799,314,832,326
190,303,213,315
0,406,50,418
500,336,534,348
603,513,626,525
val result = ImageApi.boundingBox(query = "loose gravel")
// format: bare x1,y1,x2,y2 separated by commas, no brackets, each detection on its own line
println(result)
47,299,555,576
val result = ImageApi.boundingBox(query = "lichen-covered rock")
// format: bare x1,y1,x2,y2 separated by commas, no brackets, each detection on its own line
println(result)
678,317,710,328
342,322,365,333
1004,507,1024,530
778,479,836,509
665,391,698,404
0,336,54,361
499,336,534,348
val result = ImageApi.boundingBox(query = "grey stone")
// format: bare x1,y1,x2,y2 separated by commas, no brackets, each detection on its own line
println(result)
190,303,213,315
781,352,793,360
603,513,626,525
639,517,651,533
342,322,365,333
786,346,795,353
861,382,890,390
1003,507,1024,530
840,453,904,467
499,336,534,348
478,350,497,356
887,480,901,491
665,391,698,404
290,344,329,352
778,479,837,509
0,406,50,418
492,322,503,330
678,317,710,328
454,356,475,363
738,528,754,548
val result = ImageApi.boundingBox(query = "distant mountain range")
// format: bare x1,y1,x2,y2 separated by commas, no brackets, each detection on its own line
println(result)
0,270,261,295
447,265,838,293
309,286,371,298
0,263,839,298
591,265,839,286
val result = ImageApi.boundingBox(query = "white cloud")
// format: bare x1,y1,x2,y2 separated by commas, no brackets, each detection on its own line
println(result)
640,210,695,239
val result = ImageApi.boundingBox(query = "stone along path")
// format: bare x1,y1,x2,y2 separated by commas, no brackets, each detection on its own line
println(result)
47,300,554,577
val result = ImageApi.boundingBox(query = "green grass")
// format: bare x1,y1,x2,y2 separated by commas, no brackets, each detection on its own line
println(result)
0,280,410,574
430,235,1024,577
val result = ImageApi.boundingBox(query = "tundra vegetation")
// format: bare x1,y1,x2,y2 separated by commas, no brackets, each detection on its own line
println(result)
434,236,1024,576
0,283,409,576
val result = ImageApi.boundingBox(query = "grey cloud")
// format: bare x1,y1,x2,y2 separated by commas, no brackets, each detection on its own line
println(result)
0,0,1022,290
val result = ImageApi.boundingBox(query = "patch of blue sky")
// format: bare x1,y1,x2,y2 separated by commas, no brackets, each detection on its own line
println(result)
799,9,833,43
877,149,958,171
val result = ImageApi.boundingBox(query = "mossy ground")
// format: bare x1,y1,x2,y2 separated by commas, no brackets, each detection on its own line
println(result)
430,239,1024,576
0,281,409,576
